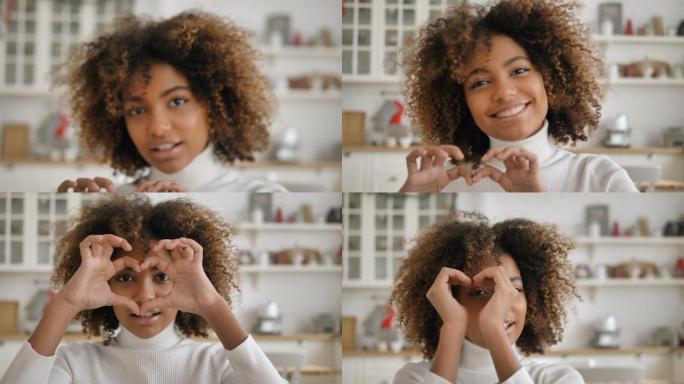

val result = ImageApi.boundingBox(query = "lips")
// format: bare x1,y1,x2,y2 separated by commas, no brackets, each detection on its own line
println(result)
150,142,182,152
490,102,530,119
129,311,162,324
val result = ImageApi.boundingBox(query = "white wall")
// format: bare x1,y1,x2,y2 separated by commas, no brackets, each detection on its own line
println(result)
342,193,684,349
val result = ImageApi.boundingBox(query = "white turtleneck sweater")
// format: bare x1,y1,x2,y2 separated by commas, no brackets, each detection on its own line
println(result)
117,145,288,192
393,339,584,384
442,120,638,192
0,322,286,384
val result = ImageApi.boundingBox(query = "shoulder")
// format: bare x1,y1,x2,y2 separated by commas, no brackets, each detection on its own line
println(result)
522,358,585,383
394,361,438,383
551,149,638,192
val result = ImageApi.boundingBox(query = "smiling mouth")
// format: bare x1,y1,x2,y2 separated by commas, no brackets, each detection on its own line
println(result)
490,102,531,119
130,311,162,319
150,142,182,152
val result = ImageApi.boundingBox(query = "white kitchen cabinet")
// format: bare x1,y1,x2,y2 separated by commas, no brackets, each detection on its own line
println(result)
342,193,455,287
343,151,406,192
343,356,410,384
0,192,81,271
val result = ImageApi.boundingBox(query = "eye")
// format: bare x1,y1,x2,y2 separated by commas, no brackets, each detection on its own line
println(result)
470,80,488,90
156,273,169,282
511,67,529,76
115,274,133,283
468,288,490,298
127,106,146,116
515,287,524,294
169,97,188,107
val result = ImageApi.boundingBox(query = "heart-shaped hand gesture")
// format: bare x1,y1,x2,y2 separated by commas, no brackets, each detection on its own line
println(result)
135,180,189,192
426,267,472,326
59,234,141,314
400,145,475,192
471,266,521,335
472,147,547,192
138,238,222,317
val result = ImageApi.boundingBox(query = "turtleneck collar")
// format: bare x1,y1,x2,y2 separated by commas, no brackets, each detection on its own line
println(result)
147,144,233,189
487,119,554,165
459,338,521,371
114,321,183,351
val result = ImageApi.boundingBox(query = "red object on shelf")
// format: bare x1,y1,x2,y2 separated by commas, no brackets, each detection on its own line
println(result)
611,222,620,237
274,208,283,223
380,304,395,329
625,19,634,35
674,258,684,278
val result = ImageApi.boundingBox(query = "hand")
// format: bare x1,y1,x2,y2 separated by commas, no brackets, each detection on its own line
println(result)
426,267,472,326
57,177,115,192
58,235,140,314
400,145,473,192
139,238,222,316
471,266,520,338
135,180,189,192
471,147,546,192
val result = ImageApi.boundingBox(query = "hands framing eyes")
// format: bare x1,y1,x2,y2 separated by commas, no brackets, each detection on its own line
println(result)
401,145,546,192
57,177,115,193
58,235,221,317
426,266,521,333
135,180,189,192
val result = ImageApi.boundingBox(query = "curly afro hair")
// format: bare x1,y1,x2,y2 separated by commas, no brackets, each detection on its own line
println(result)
402,0,603,162
390,213,578,358
57,11,274,176
51,194,239,343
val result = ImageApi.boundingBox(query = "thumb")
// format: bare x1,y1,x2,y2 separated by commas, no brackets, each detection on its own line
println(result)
140,296,173,314
109,295,140,314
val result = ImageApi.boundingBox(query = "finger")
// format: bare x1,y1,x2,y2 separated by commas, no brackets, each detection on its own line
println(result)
57,180,76,193
102,244,113,258
139,255,171,273
171,182,189,192
135,180,154,192
435,267,472,287
179,237,203,263
76,178,100,193
406,148,427,174
96,234,132,252
513,150,539,172
480,147,507,163
93,177,115,193
109,294,140,314
446,165,474,185
472,266,513,290
91,242,104,257
433,148,449,169
79,237,95,261
112,256,142,273
139,296,173,314
439,145,465,161
472,165,504,184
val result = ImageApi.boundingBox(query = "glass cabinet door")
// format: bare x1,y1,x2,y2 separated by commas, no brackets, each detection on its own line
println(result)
36,193,70,267
0,193,26,266
344,193,363,282
342,0,372,75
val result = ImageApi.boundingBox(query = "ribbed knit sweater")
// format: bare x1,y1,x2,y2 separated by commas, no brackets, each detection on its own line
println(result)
393,339,584,384
0,322,286,384
442,120,639,192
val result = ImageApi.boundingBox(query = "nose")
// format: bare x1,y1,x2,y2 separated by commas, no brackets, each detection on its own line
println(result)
148,107,172,137
492,76,517,103
133,278,156,305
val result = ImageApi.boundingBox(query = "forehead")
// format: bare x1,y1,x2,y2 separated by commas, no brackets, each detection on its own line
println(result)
126,62,190,97
111,240,162,262
469,34,529,67
475,253,521,278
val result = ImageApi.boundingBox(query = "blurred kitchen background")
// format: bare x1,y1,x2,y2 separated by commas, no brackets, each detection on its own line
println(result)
341,193,684,383
0,192,343,384
341,0,684,192
0,0,342,192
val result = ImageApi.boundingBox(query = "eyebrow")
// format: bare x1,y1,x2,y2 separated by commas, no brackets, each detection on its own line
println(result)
465,56,531,82
127,85,191,103
510,276,523,284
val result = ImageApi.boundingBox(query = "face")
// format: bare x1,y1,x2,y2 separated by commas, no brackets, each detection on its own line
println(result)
109,241,177,339
123,63,210,174
457,254,527,347
462,34,548,141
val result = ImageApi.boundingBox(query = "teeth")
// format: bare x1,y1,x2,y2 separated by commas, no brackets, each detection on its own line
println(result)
155,143,176,151
132,311,159,317
494,103,527,118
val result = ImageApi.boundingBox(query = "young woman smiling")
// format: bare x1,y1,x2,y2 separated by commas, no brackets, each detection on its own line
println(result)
0,195,284,384
399,0,637,192
391,214,583,383
56,12,286,192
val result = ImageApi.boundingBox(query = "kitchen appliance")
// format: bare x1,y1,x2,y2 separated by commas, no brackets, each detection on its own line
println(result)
602,114,631,147
593,315,621,348
254,301,283,335
663,126,684,147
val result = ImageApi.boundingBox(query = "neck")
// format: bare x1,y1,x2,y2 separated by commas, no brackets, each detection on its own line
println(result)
459,338,520,371
114,321,182,350
147,144,227,189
